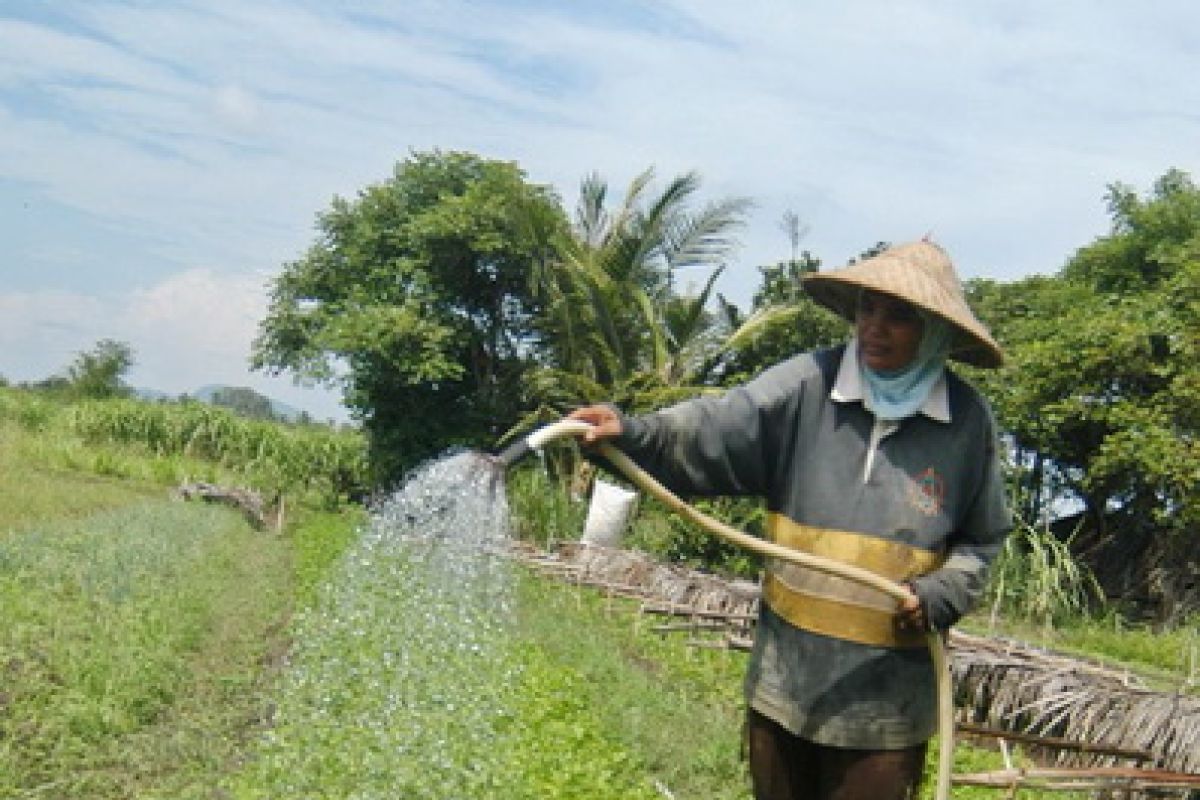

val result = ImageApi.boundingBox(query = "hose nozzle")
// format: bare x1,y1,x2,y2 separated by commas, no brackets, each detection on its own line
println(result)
493,439,533,469
491,419,595,470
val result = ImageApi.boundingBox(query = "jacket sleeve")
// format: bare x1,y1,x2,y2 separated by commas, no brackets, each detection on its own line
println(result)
607,357,807,499
911,405,1013,630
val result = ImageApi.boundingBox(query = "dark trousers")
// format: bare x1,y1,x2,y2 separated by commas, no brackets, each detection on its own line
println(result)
746,708,927,800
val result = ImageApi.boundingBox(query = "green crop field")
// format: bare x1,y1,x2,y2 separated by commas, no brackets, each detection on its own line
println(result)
0,389,1190,798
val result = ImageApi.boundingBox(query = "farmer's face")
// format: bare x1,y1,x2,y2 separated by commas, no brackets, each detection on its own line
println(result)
855,290,924,372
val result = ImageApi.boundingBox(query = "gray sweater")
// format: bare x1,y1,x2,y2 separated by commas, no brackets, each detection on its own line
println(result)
614,344,1012,748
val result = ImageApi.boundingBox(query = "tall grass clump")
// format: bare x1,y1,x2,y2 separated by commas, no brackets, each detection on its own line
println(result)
984,519,1103,631
505,461,588,547
66,398,368,500
0,388,370,506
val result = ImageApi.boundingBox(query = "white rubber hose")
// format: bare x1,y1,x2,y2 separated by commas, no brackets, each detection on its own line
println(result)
524,418,954,800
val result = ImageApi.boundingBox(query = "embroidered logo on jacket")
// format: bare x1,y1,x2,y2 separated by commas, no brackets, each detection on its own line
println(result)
908,467,945,516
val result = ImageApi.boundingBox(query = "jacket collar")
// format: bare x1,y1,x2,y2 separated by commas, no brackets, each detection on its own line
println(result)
830,339,951,423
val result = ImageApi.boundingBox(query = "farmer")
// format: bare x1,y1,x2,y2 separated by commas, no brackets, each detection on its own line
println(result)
570,240,1011,800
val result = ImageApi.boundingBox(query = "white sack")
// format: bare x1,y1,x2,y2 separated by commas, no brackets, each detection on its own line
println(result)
581,478,638,547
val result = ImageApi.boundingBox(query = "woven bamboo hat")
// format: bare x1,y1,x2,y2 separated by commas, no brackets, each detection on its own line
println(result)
801,240,1004,368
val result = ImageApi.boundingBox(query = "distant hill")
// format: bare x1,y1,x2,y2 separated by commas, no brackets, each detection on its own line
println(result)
133,384,308,422
192,385,306,422
133,387,174,402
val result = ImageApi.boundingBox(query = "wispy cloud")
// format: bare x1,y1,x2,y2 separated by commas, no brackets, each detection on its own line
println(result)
2,1,1199,416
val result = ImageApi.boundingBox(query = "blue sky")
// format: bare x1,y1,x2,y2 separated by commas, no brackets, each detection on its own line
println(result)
2,1,1199,422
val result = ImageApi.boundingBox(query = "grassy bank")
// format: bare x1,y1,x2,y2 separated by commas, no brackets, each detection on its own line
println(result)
0,423,159,531
0,401,364,798
0,499,290,798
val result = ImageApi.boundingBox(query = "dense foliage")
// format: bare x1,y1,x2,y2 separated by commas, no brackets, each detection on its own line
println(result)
971,171,1200,533
967,170,1200,615
252,150,567,482
256,151,1199,617
253,153,751,482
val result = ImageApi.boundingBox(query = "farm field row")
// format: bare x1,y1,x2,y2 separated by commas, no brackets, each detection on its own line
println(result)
0,445,749,797
0,428,1103,799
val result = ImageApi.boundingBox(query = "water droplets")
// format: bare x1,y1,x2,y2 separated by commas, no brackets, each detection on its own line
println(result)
236,451,522,797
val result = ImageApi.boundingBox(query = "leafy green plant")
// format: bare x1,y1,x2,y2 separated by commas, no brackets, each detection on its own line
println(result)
627,495,765,579
505,461,589,547
985,519,1103,631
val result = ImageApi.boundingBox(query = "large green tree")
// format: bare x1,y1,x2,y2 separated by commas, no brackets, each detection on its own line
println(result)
969,170,1200,617
252,150,567,483
66,339,135,399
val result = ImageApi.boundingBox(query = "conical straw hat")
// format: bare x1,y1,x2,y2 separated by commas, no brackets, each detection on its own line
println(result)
801,240,1004,368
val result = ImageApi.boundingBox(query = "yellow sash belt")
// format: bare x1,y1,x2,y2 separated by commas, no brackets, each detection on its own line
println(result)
763,513,944,649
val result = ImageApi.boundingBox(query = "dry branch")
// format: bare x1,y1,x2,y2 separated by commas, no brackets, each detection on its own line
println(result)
953,765,1200,793
172,481,281,531
957,722,1153,762
950,629,1200,777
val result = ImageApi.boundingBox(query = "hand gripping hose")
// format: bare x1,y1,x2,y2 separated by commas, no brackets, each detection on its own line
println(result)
514,419,955,800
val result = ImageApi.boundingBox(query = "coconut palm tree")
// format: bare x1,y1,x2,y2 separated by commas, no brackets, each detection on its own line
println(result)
532,167,751,398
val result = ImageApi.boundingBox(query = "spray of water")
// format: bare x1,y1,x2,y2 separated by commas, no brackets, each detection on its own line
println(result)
237,450,522,798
